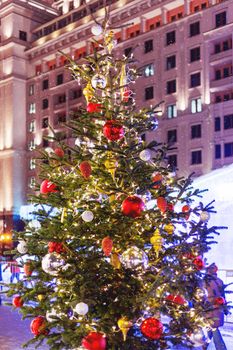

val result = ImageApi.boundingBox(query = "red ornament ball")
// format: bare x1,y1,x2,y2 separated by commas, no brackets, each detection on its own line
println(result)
140,317,163,340
103,120,124,141
157,197,167,213
30,316,48,336
121,196,145,218
166,294,186,305
12,296,24,308
82,331,106,350
215,296,225,305
182,204,190,220
193,256,205,270
167,202,174,212
54,148,64,158
24,262,33,276
152,173,162,188
87,102,102,113
40,179,57,194
80,161,92,179
48,242,65,254
101,236,113,256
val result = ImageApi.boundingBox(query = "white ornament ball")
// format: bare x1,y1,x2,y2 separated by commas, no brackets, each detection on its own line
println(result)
189,328,209,347
46,307,64,322
200,211,210,222
91,73,107,89
45,147,54,156
91,24,103,36
17,241,28,254
139,149,151,161
81,210,94,222
42,253,65,276
74,302,89,316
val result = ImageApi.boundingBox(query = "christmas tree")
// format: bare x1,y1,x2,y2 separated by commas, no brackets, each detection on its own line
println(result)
4,10,229,350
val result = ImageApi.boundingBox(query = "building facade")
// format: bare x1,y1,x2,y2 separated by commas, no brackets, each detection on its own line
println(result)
0,0,233,239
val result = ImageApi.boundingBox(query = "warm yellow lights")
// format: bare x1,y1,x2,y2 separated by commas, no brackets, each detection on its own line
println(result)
0,233,12,242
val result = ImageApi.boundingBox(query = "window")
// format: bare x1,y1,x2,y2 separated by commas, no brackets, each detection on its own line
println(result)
224,143,233,157
215,117,221,131
215,144,221,159
42,79,49,90
71,89,82,99
215,43,221,54
144,64,154,77
224,94,230,101
167,129,177,143
29,158,36,170
190,72,201,88
191,124,201,139
223,67,230,78
201,2,207,9
145,86,154,100
42,117,49,129
42,99,49,109
28,139,35,151
171,15,176,22
29,102,36,114
124,47,132,56
191,98,202,113
223,40,229,51
144,39,153,53
29,120,35,132
168,154,177,167
215,70,221,80
167,80,176,94
167,104,177,118
58,94,66,104
42,138,49,148
215,11,226,28
191,150,202,164
166,55,176,70
57,113,66,124
56,73,63,85
224,114,233,129
19,30,27,41
215,95,222,103
166,31,176,45
190,21,200,37
29,84,34,96
190,47,200,62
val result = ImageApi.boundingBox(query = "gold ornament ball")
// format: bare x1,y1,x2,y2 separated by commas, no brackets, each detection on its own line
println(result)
37,294,44,301
164,223,175,234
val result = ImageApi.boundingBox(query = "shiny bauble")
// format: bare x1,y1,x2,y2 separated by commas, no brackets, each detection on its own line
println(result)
166,294,186,305
91,24,103,36
81,210,94,222
48,242,65,254
194,288,207,300
200,211,210,222
54,147,64,158
182,204,190,220
163,223,175,235
103,120,124,141
101,236,113,256
24,261,33,277
215,296,225,305
193,256,205,270
41,252,65,276
121,246,148,270
37,294,44,302
12,296,24,308
91,74,107,89
74,302,89,316
17,240,28,254
40,179,57,194
45,147,54,155
80,161,92,179
189,328,209,347
117,317,132,341
140,317,163,340
86,102,102,113
110,253,121,269
152,173,162,188
157,196,167,213
30,316,48,336
46,307,64,322
28,220,41,229
82,331,106,350
121,195,145,218
139,149,151,161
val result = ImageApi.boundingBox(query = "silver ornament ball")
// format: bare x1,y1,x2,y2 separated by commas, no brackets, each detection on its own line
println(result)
121,246,148,270
42,252,65,276
17,241,28,254
200,211,210,222
91,73,107,89
91,24,103,36
74,302,89,316
189,328,209,347
139,149,151,161
81,210,94,222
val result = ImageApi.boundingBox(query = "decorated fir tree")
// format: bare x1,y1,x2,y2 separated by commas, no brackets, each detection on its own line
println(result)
4,11,230,350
